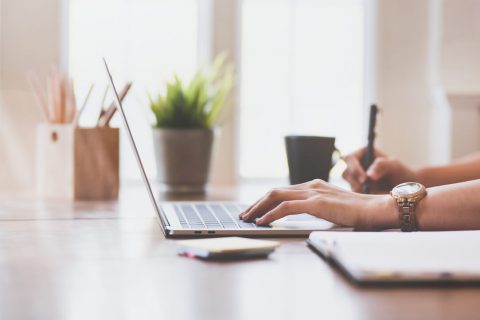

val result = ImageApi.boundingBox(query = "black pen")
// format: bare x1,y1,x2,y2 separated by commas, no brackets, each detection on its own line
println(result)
362,104,378,194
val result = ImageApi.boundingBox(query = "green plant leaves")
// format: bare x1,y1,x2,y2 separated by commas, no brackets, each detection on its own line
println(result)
149,54,234,129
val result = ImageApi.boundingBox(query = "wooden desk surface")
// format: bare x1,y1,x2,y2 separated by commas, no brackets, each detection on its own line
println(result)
0,182,479,320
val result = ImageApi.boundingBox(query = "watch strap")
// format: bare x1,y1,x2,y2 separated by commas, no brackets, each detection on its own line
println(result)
398,199,417,232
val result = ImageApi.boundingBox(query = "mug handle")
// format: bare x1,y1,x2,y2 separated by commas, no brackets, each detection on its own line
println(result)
331,146,341,169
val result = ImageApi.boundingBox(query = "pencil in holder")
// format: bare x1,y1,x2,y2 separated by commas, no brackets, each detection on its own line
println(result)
36,124,119,200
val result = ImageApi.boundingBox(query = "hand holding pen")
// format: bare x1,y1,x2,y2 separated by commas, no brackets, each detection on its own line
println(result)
342,106,417,193
342,148,418,193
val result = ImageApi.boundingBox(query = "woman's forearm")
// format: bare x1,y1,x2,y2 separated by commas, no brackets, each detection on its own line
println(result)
415,152,480,187
240,176,480,232
371,180,480,231
414,179,480,230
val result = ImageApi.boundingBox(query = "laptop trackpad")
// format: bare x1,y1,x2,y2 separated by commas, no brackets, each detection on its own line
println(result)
270,214,338,230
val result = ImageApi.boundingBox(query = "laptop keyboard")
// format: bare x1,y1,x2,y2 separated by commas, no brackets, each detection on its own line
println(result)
174,203,260,229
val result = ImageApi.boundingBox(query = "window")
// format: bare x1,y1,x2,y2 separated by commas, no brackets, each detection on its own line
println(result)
240,0,365,179
68,0,366,182
68,0,199,180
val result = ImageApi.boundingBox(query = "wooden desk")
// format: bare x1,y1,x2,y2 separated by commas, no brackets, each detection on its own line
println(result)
0,182,479,320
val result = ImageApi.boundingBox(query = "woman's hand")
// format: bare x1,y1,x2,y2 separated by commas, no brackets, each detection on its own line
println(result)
239,179,396,230
342,148,417,193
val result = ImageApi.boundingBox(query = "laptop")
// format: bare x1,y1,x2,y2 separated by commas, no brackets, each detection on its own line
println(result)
307,231,480,284
103,58,340,237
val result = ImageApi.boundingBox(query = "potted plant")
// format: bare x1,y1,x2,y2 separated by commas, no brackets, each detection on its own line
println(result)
149,55,234,193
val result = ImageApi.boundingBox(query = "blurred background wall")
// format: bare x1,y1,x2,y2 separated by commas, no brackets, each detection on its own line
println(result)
376,0,480,166
0,0,63,193
0,0,479,195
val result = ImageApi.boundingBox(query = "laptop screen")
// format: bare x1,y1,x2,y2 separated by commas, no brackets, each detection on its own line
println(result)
103,58,166,233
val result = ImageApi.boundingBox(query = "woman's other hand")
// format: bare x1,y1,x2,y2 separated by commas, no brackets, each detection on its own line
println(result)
342,148,417,193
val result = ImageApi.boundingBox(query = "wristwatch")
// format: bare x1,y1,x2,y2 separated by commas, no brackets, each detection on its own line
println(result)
390,182,427,232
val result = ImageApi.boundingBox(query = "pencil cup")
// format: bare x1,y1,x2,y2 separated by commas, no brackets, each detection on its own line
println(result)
36,124,119,200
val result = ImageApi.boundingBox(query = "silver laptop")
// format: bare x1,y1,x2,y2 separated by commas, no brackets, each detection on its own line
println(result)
103,58,338,237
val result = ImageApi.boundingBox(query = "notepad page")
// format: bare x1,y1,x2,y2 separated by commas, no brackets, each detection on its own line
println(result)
178,237,280,254
309,231,480,275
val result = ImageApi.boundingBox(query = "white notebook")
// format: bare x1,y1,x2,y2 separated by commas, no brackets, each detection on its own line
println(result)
307,230,480,284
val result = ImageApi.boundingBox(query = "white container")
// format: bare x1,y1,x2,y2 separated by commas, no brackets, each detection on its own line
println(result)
35,123,119,200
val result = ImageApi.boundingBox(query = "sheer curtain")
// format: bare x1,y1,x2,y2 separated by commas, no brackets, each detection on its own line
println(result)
240,0,365,179
68,0,199,180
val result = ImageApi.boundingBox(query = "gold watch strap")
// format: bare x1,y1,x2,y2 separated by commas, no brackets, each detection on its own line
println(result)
398,199,417,232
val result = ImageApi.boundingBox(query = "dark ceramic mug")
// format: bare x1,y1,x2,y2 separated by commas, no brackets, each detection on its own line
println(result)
285,135,339,185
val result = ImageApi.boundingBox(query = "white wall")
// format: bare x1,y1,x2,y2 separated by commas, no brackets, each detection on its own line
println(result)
441,0,480,160
442,0,480,93
375,0,480,166
0,0,62,194
375,0,437,166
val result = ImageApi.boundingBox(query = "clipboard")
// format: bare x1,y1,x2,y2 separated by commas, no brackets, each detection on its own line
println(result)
307,231,480,284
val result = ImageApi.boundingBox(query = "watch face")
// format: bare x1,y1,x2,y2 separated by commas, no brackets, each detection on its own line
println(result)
393,182,423,196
